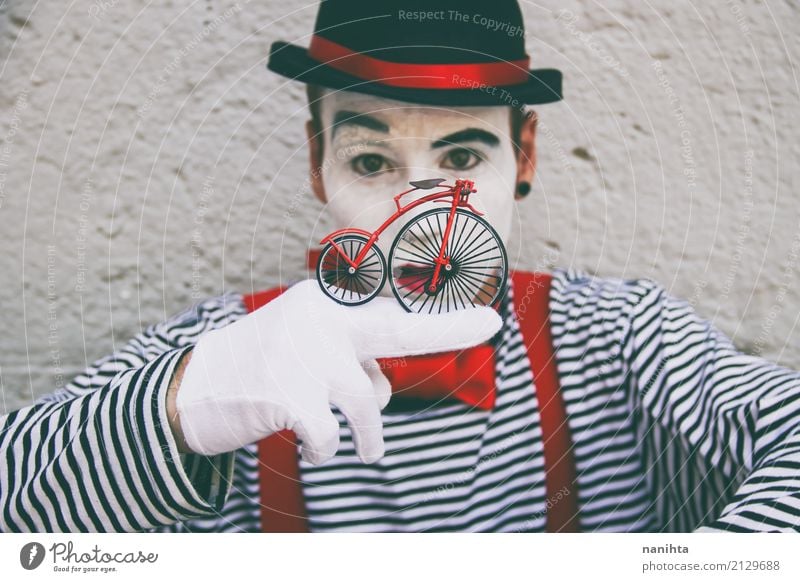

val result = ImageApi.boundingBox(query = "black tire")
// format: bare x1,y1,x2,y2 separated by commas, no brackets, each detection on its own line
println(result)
316,234,387,306
388,208,508,313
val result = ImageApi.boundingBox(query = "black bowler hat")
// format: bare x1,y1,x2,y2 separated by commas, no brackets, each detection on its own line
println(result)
266,0,562,107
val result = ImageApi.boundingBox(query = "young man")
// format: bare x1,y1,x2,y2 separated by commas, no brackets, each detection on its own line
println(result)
2,0,799,533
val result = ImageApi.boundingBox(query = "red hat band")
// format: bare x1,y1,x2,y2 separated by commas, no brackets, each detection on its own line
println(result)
308,34,532,90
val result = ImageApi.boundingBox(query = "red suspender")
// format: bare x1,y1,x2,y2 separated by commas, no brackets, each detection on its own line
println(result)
243,287,308,532
244,270,580,532
256,428,306,532
510,272,581,532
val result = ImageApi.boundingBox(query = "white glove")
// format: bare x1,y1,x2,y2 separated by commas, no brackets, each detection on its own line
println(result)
176,279,502,464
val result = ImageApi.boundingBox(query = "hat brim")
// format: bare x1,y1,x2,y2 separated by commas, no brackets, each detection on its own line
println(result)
267,41,562,107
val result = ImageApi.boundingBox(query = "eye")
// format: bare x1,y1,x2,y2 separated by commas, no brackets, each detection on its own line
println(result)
441,147,483,171
351,153,391,176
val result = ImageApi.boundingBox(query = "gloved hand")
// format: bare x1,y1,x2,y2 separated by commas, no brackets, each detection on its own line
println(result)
175,279,502,464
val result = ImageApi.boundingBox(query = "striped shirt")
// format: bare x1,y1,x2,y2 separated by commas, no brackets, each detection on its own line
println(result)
2,267,799,532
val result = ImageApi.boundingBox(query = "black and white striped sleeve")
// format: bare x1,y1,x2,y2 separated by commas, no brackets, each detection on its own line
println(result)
623,278,800,532
0,302,238,532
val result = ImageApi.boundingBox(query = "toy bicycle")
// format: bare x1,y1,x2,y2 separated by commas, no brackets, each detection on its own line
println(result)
315,178,508,314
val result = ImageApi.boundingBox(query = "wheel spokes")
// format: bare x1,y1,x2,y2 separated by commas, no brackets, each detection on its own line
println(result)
318,236,385,304
390,209,506,313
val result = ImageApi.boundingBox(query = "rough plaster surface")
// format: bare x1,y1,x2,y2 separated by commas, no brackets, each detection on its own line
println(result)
0,1,798,412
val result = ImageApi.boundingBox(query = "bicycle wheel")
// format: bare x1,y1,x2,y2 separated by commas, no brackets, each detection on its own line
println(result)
316,234,387,306
388,208,508,313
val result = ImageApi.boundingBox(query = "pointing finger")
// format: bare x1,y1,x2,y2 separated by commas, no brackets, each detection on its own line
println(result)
345,297,502,359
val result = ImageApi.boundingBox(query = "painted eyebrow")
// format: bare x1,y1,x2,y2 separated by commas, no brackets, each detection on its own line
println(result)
331,110,390,138
431,128,500,149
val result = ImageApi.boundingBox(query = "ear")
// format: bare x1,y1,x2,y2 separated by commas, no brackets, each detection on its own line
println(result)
306,119,327,204
515,110,538,199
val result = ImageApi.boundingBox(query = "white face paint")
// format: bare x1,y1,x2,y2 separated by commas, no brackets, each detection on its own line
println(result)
316,88,518,297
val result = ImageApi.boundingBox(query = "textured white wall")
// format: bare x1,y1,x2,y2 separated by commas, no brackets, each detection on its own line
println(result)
1,0,798,412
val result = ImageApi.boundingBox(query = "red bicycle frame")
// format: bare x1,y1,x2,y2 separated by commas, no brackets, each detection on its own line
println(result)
319,179,482,292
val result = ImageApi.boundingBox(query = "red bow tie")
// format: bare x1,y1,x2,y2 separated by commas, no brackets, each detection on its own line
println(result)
307,247,499,410
376,345,497,410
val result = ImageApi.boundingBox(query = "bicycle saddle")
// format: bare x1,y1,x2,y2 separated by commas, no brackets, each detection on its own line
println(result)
409,178,445,190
